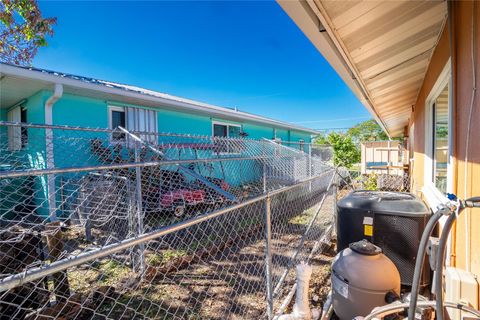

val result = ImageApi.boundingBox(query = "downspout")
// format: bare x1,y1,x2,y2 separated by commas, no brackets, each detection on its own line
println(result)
45,84,63,221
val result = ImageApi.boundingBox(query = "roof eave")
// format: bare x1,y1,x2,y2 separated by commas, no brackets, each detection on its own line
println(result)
277,0,392,138
0,63,320,136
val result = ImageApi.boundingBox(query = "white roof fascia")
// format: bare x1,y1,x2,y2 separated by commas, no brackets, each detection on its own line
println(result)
0,63,320,135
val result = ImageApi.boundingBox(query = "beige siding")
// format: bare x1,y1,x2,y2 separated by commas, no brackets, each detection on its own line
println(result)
411,2,480,276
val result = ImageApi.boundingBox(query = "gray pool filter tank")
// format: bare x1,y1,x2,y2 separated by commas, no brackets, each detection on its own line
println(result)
332,240,401,320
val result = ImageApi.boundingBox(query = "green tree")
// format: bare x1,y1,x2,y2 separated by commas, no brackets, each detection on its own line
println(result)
315,132,360,168
0,0,56,65
347,119,389,143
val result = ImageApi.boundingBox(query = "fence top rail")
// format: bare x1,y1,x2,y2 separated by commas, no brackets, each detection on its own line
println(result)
0,121,274,142
277,140,330,147
0,153,323,179
0,121,333,148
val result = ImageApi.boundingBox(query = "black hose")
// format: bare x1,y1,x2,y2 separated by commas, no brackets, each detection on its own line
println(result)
433,197,480,320
365,300,480,320
465,197,480,207
435,212,457,320
407,209,444,320
409,196,479,320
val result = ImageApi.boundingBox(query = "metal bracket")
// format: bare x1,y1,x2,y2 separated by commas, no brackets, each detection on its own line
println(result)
427,236,440,271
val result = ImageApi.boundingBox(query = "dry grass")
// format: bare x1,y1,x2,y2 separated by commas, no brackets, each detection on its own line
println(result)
52,193,336,319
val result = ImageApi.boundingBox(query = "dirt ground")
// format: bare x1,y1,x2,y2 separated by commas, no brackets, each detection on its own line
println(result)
32,188,337,320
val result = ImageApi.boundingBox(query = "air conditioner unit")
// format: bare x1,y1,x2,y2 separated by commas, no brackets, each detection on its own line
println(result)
337,191,432,287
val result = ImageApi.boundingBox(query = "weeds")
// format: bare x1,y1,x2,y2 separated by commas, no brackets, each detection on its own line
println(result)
362,173,378,190
146,249,188,266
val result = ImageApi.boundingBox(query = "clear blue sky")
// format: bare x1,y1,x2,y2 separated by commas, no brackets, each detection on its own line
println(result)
35,0,371,130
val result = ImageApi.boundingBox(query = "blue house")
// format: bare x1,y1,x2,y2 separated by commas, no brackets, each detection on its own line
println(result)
0,63,319,220
0,63,317,144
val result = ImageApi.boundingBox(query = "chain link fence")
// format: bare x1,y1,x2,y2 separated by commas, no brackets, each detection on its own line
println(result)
0,122,336,320
273,141,333,165
343,170,410,192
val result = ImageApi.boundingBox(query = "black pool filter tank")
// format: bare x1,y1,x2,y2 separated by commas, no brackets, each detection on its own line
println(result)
336,191,432,287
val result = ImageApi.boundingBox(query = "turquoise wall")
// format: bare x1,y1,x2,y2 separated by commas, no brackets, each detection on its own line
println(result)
53,93,109,128
158,109,212,136
0,91,50,218
24,91,50,217
275,128,290,141
243,123,274,140
20,91,314,144
3,90,315,219
290,131,313,152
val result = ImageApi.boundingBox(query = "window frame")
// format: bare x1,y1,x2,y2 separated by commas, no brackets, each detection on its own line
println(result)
108,105,127,143
211,121,241,139
298,139,305,152
20,107,28,148
422,60,453,209
211,121,242,154
7,105,27,151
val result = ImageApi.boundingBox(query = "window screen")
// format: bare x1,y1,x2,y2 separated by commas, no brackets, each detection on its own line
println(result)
228,125,241,138
111,109,126,141
213,124,228,137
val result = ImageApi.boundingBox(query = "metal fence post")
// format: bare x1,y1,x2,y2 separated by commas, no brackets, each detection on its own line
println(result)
78,185,92,242
308,144,312,192
332,171,338,238
264,194,273,319
133,140,145,274
263,141,267,193
263,163,267,194
46,221,71,302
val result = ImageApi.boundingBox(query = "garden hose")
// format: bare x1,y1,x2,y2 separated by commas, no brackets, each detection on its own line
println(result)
434,210,458,320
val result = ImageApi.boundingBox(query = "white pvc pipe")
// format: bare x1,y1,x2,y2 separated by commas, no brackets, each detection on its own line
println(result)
292,262,313,319
277,263,321,320
45,83,63,220
320,291,332,320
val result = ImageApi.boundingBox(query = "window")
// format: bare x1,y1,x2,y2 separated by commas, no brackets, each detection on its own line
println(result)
212,121,242,153
299,139,305,152
109,106,126,142
272,128,283,143
109,106,158,144
228,125,241,138
432,83,449,194
423,61,451,204
7,106,27,151
125,107,157,144
212,122,241,138
20,107,28,147
213,123,227,137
